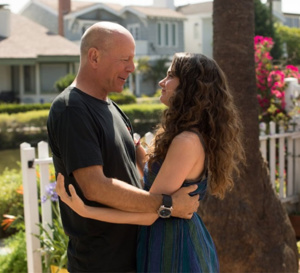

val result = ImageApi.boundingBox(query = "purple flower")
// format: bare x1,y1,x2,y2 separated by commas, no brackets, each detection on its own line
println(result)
43,181,58,203
41,195,47,204
50,192,59,202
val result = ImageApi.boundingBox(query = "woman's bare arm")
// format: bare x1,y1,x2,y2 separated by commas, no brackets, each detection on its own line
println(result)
56,173,158,226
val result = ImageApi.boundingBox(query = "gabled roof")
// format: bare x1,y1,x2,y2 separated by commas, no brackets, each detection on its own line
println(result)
30,0,100,14
24,0,184,20
177,1,213,15
0,13,79,59
27,0,123,16
122,5,185,19
65,2,123,19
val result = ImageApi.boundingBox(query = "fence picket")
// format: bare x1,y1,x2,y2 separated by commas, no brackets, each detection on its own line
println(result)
269,121,276,188
287,136,294,197
38,141,53,238
20,143,42,273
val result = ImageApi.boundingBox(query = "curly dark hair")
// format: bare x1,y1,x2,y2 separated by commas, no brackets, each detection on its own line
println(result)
147,53,245,199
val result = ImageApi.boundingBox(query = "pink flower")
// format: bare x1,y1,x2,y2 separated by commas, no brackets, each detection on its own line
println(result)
272,89,284,99
286,65,298,72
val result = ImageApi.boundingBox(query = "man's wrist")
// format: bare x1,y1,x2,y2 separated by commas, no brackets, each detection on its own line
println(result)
157,194,173,218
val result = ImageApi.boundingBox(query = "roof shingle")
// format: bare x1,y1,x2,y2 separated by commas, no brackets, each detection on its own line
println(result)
0,12,79,59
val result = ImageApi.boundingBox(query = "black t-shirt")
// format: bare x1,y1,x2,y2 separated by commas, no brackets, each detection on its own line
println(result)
47,87,142,272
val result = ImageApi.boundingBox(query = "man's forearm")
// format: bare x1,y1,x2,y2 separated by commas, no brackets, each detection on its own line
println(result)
74,167,162,213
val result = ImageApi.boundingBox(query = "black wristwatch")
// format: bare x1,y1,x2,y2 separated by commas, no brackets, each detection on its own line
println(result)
157,194,173,218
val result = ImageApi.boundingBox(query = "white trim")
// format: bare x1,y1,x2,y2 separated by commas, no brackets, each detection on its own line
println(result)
65,3,120,20
120,7,147,19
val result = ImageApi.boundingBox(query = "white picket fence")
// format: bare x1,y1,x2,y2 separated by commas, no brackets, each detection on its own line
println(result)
259,121,300,203
20,124,300,272
20,78,300,273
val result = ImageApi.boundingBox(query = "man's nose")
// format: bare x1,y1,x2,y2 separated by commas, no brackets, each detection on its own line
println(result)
127,60,135,73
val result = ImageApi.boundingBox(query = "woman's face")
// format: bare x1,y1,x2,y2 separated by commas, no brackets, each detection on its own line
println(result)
159,66,180,106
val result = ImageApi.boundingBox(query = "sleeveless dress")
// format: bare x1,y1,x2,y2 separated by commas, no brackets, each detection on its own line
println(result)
136,134,219,273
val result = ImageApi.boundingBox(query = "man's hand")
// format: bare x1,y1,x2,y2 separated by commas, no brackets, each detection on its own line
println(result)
171,185,199,219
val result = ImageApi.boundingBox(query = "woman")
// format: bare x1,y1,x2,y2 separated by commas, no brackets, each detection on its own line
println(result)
56,53,245,272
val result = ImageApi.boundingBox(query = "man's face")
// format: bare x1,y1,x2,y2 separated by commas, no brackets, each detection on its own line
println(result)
97,33,135,94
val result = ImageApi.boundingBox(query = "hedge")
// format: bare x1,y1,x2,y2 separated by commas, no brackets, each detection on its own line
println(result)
0,103,51,114
0,104,165,150
0,91,136,115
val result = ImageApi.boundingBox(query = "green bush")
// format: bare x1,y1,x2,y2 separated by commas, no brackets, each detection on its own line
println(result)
55,74,76,92
109,89,136,104
0,110,49,149
121,103,165,136
0,230,27,273
276,24,300,65
0,104,165,150
0,168,23,238
0,103,51,114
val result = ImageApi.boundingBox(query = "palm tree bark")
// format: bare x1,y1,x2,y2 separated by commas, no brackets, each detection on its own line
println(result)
198,0,298,272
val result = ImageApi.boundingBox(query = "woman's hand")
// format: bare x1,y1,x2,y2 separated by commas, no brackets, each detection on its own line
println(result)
56,173,87,217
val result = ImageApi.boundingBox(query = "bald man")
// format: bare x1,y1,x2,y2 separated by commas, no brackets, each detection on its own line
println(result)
47,22,198,272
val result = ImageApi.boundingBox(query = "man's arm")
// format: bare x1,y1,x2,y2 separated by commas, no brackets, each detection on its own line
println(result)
73,165,199,219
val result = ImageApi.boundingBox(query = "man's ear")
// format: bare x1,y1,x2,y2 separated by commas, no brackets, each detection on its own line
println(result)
88,47,100,68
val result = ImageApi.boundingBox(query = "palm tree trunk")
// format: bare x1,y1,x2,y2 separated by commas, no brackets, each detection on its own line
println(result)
198,0,298,271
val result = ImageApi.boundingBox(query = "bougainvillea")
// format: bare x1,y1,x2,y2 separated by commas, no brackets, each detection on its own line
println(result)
255,35,300,123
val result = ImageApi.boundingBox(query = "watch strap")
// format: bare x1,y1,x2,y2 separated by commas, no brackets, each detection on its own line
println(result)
162,194,172,208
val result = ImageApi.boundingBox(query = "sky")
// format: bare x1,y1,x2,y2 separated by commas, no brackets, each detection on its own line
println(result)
3,0,300,14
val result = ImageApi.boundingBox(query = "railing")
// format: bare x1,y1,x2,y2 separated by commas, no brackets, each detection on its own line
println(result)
259,121,300,203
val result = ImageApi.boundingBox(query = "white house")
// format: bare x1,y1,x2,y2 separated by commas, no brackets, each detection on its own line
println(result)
0,4,79,103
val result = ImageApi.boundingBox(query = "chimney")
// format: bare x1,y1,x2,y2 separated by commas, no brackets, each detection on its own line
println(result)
58,0,71,36
0,4,11,38
153,0,175,10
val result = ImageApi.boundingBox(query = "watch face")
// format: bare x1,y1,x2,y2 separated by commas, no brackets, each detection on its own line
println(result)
160,208,171,218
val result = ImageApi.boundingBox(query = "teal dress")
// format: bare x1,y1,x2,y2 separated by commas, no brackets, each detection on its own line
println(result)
137,160,219,273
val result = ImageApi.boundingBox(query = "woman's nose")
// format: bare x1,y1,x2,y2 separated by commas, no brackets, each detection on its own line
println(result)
159,78,165,87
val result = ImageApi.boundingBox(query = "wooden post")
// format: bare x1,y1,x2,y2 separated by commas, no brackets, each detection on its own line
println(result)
20,143,42,273
287,135,294,198
38,141,53,237
294,135,300,195
269,121,276,188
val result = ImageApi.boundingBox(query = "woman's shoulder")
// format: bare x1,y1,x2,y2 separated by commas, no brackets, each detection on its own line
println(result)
174,130,203,144
171,130,204,152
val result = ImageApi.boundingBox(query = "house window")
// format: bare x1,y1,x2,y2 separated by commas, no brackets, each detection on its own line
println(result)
172,23,177,46
165,23,169,46
157,23,162,46
24,65,35,94
157,22,177,47
128,24,140,40
40,63,68,93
